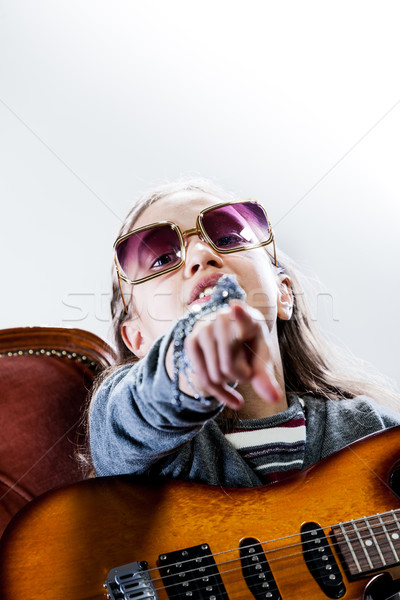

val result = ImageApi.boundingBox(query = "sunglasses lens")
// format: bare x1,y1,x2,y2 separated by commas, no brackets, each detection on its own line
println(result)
202,201,271,251
116,224,182,282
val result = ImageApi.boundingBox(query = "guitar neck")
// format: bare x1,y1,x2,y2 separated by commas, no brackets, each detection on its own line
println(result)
333,509,400,576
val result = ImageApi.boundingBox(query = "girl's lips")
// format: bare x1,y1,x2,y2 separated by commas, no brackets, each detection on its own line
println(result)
187,273,224,306
190,294,214,307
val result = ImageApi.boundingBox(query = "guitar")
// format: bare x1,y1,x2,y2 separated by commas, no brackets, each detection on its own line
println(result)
1,426,400,600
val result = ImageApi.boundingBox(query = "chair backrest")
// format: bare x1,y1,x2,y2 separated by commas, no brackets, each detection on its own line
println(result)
0,327,116,537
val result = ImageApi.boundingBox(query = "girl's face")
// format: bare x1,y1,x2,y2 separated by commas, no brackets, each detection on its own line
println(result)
121,190,292,357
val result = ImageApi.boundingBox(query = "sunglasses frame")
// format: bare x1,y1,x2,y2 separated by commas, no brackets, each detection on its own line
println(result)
114,199,277,312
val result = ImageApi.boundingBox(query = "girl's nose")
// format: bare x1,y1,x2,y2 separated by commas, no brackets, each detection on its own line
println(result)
183,235,224,276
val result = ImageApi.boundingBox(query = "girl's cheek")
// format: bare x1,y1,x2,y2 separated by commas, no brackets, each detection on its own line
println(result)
246,290,278,323
146,292,183,327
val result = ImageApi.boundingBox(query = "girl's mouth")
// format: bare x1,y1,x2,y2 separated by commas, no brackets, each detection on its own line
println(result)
196,286,215,301
187,274,224,306
189,286,216,311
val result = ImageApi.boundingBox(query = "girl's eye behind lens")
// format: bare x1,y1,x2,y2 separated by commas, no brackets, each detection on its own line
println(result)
150,248,181,270
215,232,248,248
137,227,181,277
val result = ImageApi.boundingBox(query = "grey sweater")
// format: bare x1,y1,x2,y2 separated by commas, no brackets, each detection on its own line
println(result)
90,325,400,487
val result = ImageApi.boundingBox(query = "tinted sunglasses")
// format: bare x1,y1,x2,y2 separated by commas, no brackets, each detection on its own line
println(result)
114,200,277,312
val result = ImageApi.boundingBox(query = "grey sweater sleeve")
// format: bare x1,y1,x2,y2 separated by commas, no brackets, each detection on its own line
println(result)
304,394,400,468
89,325,223,477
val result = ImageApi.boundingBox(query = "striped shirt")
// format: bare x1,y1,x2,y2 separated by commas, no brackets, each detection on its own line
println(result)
224,397,306,484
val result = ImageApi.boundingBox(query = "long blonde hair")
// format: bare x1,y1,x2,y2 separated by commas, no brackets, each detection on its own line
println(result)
106,177,399,410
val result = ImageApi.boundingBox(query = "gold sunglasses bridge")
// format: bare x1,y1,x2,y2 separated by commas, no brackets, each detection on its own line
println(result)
180,227,204,242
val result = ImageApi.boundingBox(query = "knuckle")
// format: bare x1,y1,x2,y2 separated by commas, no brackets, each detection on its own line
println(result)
197,326,211,343
220,357,233,377
209,371,222,385
196,371,211,388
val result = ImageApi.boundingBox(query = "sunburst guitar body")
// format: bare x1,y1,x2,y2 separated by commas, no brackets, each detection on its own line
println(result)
1,426,400,599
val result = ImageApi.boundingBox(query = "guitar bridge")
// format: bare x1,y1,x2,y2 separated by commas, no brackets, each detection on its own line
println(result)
105,561,159,599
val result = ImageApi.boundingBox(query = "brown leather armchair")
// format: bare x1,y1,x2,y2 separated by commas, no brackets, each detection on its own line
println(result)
0,327,115,537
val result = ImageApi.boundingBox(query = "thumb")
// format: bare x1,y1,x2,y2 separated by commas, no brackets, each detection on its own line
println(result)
248,339,282,403
251,365,282,403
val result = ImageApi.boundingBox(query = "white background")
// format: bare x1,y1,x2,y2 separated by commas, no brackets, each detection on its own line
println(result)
0,1,399,386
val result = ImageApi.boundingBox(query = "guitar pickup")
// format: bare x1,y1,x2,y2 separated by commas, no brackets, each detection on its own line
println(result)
158,543,229,600
301,522,346,598
239,537,281,600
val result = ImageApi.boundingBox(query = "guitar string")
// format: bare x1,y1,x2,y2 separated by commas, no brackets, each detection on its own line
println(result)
133,511,400,596
150,522,400,598
147,514,400,589
152,562,292,599
149,525,400,600
151,540,339,596
150,523,400,600
141,508,400,580
155,558,345,600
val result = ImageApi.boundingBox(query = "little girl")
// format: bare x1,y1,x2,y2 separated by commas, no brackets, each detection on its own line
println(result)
88,178,400,486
